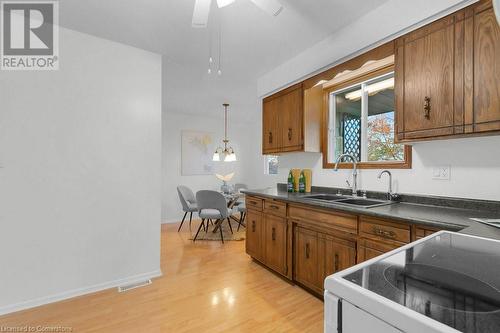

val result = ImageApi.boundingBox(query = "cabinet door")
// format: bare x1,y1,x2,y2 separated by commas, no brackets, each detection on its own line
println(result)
262,98,280,153
264,214,287,276
465,1,500,133
295,227,320,293
320,234,356,281
357,238,401,264
280,87,303,150
395,14,463,140
246,210,264,262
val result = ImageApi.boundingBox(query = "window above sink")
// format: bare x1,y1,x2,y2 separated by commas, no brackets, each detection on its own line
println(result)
320,55,412,170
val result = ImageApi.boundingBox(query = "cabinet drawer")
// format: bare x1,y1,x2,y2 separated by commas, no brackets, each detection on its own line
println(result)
357,237,402,263
264,200,287,217
246,197,263,211
289,205,358,235
360,216,410,244
415,226,439,240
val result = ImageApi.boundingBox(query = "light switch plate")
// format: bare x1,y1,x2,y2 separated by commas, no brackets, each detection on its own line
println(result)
432,166,451,180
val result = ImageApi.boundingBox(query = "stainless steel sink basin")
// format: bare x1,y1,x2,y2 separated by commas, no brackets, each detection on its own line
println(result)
335,198,393,208
303,194,351,201
303,194,394,208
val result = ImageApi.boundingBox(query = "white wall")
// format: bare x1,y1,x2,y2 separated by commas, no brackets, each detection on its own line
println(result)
0,28,162,314
258,136,500,201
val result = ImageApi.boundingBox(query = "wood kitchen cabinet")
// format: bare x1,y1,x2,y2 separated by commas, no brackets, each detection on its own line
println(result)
295,227,320,293
245,209,264,262
246,197,456,298
264,214,287,276
319,233,356,282
464,0,500,133
395,0,500,142
262,97,280,153
295,227,356,294
262,83,321,154
279,87,303,151
357,238,401,263
395,11,465,141
246,196,289,278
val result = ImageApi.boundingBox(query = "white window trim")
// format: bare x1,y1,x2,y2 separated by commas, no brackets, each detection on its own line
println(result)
328,72,395,163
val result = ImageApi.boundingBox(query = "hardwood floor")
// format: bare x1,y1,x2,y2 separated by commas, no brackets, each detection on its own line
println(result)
0,222,324,332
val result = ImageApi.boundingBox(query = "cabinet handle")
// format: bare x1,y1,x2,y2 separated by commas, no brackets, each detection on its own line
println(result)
269,132,273,144
252,221,256,232
249,200,258,205
424,96,431,119
334,253,339,272
269,205,280,210
372,226,396,239
272,227,276,241
288,128,292,141
305,243,310,259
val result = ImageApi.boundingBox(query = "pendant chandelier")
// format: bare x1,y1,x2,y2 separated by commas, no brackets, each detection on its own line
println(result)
213,103,237,162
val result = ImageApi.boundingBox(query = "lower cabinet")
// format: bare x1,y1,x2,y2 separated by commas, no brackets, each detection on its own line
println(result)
319,234,356,280
295,227,356,294
246,207,288,277
246,209,264,262
264,214,287,276
295,227,320,292
357,238,401,263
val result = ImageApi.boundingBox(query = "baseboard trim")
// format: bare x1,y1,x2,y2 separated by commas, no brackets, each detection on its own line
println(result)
0,269,163,316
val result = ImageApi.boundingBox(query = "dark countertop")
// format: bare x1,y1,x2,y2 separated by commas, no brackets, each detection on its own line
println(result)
243,188,500,240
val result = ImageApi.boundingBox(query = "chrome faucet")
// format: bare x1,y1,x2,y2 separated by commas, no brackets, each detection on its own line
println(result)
378,170,393,200
334,153,358,196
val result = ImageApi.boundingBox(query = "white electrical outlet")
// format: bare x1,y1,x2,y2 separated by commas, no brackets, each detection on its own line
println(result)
432,166,451,180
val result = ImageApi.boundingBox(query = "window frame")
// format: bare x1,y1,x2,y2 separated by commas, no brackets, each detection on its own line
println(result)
322,65,412,170
264,155,279,175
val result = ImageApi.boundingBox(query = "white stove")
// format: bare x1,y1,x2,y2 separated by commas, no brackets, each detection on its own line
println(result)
324,231,500,333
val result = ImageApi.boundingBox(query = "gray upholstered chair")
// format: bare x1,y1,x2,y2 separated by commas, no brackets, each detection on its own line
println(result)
177,185,198,232
236,203,246,231
194,190,233,243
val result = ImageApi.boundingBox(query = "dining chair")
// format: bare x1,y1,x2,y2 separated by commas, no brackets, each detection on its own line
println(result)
194,190,233,243
177,185,198,232
236,203,246,231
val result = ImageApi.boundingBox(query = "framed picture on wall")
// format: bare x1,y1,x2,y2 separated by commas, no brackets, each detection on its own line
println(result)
181,130,215,175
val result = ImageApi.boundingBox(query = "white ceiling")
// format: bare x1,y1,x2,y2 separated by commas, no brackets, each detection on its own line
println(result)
59,0,390,119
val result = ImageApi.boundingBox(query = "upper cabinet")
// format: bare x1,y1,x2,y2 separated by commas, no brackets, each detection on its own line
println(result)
395,0,500,142
464,0,500,133
261,0,500,149
262,83,321,154
395,13,463,140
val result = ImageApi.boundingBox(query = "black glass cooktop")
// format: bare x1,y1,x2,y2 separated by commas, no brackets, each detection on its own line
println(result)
343,232,500,333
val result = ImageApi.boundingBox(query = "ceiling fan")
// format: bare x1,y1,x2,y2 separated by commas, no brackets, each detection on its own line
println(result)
192,0,284,28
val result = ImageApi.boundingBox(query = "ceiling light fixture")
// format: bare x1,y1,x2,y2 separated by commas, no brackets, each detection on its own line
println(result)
192,0,283,28
213,104,237,162
216,0,235,8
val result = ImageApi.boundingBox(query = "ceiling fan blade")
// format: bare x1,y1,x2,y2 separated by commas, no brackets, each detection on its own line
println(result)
216,0,235,8
192,0,212,28
249,0,283,16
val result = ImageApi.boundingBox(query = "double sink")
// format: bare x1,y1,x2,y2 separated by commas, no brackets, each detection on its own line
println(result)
303,194,395,208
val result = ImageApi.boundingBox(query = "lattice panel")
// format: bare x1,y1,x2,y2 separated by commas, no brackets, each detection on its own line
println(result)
342,113,361,161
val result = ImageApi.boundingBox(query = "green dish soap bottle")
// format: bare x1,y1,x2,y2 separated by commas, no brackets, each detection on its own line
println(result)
287,170,294,193
299,171,306,193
